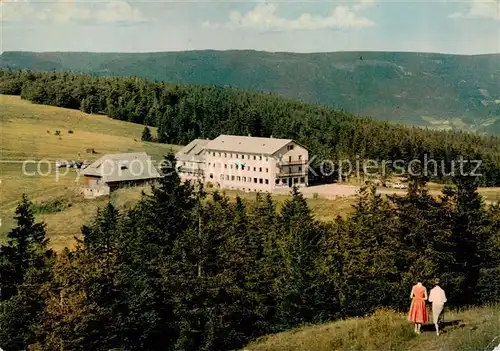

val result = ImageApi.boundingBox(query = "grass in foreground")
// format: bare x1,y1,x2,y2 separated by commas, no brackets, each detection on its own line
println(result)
244,305,500,351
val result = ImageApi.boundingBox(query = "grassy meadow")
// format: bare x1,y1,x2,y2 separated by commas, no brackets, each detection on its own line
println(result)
244,305,500,351
0,95,178,250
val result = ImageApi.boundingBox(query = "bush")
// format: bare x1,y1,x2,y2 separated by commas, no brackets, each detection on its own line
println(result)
475,267,500,304
141,126,152,142
31,199,68,214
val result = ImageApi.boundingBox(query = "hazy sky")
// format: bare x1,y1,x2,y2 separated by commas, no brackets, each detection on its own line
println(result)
1,0,499,54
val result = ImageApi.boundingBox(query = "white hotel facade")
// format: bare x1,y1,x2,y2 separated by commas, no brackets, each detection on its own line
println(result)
175,135,309,192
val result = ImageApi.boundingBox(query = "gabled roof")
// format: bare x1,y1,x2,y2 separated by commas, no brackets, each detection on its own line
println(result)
175,138,210,162
204,135,298,155
81,152,162,182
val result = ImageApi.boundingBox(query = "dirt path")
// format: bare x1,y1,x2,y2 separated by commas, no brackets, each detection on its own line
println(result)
278,183,496,205
274,183,407,199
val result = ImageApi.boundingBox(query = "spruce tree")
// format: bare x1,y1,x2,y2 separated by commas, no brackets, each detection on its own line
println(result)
115,152,197,349
442,173,491,306
273,187,321,330
0,194,50,301
333,185,400,316
0,194,53,350
389,175,455,309
141,125,153,142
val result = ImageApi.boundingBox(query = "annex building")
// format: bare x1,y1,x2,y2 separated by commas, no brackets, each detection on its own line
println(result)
175,135,309,192
80,152,162,198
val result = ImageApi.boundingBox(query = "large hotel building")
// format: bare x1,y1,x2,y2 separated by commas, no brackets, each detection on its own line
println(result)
175,134,309,192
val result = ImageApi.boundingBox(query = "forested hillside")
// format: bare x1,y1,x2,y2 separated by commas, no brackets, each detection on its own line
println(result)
1,156,499,350
1,50,500,132
2,69,500,185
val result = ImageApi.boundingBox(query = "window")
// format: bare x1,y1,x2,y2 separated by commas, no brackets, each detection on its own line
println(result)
208,162,211,166
224,164,227,169
294,178,298,183
298,155,302,160
266,168,269,173
253,156,256,160
289,156,292,162
243,176,246,182
282,179,287,184
259,178,263,184
300,177,305,183
218,152,221,157
298,166,302,171
237,176,241,181
230,153,233,158
253,167,256,171
259,156,262,161
265,179,269,184
247,166,250,171
275,179,280,184
226,175,229,180
242,155,245,159
287,145,294,150
224,153,227,158
231,175,235,181
254,178,257,183
259,167,262,172
248,178,252,183
210,174,214,179
213,152,216,156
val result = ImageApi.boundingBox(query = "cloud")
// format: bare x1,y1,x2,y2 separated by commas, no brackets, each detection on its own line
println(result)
449,0,500,21
96,1,147,24
0,0,40,22
1,0,148,24
203,1,375,31
51,0,92,24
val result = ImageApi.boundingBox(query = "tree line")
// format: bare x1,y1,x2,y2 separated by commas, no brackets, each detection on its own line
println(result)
1,154,499,350
2,69,500,185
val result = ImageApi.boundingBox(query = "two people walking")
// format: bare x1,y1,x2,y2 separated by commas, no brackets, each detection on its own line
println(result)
408,279,447,335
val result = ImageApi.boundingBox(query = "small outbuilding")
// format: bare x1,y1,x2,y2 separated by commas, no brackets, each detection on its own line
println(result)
81,152,162,195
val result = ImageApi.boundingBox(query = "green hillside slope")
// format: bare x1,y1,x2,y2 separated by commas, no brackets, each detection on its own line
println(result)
244,306,500,351
1,50,500,133
0,94,179,250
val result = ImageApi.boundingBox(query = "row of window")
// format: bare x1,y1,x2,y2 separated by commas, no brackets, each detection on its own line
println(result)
214,174,270,184
209,152,269,161
209,174,305,185
208,164,303,172
208,145,295,159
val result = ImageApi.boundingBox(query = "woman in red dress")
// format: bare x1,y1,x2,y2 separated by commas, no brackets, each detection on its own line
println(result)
408,281,429,334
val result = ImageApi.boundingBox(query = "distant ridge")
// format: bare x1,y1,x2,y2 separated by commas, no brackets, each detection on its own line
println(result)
2,50,500,134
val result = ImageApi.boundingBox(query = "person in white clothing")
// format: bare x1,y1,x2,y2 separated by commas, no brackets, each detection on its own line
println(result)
428,278,447,336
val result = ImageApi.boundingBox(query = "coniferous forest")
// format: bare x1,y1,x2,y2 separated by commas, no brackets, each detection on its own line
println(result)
2,69,500,185
0,153,500,351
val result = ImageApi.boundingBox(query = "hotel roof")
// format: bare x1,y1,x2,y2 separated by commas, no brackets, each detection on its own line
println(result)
204,135,295,155
175,138,210,161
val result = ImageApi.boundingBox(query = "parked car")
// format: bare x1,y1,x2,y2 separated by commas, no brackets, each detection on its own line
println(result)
393,182,407,189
